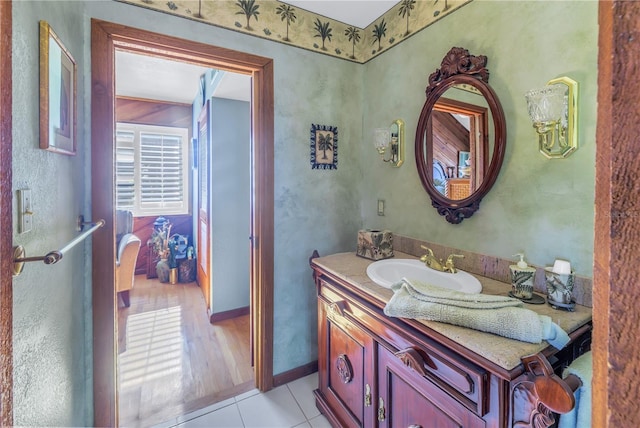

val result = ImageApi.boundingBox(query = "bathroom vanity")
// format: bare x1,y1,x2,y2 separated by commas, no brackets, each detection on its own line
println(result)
310,251,592,428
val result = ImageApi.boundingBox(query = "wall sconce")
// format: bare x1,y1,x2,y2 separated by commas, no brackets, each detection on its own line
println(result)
524,76,578,159
373,119,405,167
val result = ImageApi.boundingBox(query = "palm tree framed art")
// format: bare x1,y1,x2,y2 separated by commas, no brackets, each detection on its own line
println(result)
310,124,338,170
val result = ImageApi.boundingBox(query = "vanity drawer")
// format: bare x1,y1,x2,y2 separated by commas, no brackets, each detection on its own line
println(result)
318,279,365,320
388,338,488,416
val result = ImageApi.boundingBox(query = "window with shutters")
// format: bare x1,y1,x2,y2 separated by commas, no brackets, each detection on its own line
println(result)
116,123,190,216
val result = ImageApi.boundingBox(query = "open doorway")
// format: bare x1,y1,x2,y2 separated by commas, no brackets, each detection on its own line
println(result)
91,19,274,427
113,51,254,426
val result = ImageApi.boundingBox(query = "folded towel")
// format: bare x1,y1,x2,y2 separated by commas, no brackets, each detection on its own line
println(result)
384,278,570,349
392,276,523,309
558,351,592,428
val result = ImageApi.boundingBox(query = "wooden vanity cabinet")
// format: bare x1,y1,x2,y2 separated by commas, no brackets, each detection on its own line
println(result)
311,259,591,428
315,275,490,427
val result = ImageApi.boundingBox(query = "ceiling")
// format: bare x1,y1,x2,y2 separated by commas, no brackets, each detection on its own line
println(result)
115,1,396,104
115,51,252,104
287,0,396,28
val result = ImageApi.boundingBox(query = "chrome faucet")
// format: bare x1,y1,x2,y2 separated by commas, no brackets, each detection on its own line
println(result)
420,245,464,273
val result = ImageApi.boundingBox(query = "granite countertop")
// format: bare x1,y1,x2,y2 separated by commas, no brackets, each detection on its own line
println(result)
312,251,593,371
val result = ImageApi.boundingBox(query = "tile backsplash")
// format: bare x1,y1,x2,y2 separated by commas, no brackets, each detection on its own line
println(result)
393,234,593,307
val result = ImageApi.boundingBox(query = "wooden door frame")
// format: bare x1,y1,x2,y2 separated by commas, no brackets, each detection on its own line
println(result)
91,19,274,427
0,1,12,425
593,1,640,426
196,100,211,310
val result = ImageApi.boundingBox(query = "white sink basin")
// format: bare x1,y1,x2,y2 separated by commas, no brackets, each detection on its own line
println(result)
366,258,482,294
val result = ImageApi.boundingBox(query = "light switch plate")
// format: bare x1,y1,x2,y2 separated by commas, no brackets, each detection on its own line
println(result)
377,199,385,216
18,189,32,234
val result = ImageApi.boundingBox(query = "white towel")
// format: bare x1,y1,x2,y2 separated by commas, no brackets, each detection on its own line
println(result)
392,276,523,309
384,278,570,349
558,351,592,428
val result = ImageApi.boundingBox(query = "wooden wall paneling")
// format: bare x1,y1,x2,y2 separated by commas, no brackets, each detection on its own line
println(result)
0,1,12,425
433,111,469,153
115,97,193,135
432,111,467,171
594,2,640,427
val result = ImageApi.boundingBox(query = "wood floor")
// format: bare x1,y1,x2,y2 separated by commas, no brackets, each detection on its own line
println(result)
117,275,254,428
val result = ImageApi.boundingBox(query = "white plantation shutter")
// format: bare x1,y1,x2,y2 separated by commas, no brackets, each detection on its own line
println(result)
116,129,135,210
116,123,190,216
139,132,183,206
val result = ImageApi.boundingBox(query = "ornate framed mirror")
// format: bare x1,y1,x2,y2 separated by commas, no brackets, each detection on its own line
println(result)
415,47,506,224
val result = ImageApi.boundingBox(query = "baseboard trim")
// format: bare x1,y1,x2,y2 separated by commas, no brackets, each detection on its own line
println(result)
209,306,250,323
273,360,318,388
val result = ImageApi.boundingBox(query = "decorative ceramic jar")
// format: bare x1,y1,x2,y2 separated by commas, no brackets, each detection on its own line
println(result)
156,258,170,283
545,269,575,305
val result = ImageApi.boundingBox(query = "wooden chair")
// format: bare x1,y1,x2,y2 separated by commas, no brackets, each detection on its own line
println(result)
116,233,141,307
115,210,140,307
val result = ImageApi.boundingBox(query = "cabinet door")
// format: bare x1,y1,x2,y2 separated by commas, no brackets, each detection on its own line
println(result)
377,344,485,428
318,299,375,428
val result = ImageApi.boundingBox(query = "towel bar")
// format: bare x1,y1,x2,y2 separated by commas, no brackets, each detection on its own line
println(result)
12,218,105,277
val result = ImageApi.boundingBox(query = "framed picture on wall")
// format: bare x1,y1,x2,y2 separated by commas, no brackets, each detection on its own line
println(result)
310,124,338,170
39,20,77,155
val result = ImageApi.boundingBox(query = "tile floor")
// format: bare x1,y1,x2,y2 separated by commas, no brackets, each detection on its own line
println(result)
153,372,331,428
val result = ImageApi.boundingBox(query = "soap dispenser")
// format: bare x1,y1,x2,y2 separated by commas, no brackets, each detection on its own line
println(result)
509,253,536,300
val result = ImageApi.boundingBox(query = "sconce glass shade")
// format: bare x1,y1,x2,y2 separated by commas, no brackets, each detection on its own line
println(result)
524,77,578,159
373,120,405,167
525,85,566,123
373,128,391,154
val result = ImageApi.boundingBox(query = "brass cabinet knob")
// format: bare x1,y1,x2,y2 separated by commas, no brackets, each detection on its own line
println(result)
378,397,385,422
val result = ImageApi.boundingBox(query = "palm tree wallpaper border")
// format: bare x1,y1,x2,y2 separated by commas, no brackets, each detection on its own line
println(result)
116,0,472,63
310,124,337,170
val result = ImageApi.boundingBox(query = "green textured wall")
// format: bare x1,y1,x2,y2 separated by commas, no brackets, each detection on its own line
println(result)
12,2,91,425
361,0,597,276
